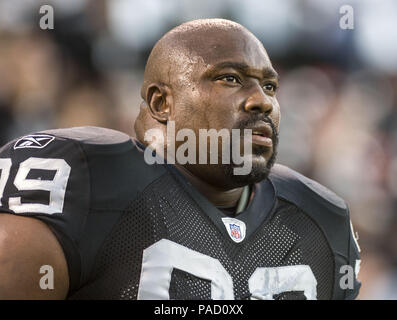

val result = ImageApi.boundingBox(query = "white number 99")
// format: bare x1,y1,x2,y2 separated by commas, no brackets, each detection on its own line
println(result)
1,157,71,215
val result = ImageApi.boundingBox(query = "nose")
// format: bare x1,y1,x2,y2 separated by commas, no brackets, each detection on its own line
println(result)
243,84,273,116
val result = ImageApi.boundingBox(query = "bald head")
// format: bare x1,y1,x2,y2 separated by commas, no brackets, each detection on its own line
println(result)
136,18,275,141
141,19,266,99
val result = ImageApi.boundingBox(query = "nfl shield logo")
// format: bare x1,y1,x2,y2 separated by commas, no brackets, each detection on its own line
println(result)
229,224,242,241
221,218,246,243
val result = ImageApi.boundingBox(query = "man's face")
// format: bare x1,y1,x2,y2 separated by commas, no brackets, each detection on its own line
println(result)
171,28,281,189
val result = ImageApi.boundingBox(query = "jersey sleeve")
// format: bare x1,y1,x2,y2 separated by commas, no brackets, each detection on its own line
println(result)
0,133,91,293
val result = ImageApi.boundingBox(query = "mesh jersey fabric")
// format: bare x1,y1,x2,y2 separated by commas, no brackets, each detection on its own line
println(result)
69,172,334,300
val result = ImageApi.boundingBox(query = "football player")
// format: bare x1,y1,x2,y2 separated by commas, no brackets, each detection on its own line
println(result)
0,19,360,299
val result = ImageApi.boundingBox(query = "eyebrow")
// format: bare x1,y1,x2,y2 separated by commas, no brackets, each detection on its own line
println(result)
208,61,279,80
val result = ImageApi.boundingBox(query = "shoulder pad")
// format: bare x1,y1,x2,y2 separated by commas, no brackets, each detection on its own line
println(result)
269,164,347,215
39,126,131,145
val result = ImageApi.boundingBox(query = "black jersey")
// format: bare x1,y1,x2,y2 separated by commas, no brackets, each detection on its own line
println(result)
0,127,361,300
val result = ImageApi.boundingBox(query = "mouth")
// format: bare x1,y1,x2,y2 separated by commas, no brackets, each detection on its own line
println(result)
249,123,273,148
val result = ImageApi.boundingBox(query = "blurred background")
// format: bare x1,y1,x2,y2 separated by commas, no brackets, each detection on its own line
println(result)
0,0,396,299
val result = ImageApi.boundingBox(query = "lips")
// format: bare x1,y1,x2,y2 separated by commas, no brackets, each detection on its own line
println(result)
249,123,273,148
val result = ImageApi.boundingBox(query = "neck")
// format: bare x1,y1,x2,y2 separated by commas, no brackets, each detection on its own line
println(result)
134,136,245,208
175,164,244,208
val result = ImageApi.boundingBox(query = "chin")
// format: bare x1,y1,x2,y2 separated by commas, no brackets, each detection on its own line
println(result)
220,153,276,188
189,146,278,190
231,164,271,186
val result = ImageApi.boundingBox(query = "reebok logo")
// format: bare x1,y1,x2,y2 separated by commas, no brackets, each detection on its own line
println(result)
14,135,55,150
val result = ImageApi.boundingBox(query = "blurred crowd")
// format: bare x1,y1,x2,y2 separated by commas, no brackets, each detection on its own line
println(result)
0,0,396,299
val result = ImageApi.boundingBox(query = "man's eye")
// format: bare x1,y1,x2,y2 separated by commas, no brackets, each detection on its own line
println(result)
263,83,277,92
219,75,240,83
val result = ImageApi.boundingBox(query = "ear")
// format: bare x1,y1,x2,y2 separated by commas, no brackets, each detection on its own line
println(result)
145,83,173,123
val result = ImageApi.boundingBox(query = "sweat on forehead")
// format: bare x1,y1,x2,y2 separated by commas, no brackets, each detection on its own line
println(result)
141,19,264,99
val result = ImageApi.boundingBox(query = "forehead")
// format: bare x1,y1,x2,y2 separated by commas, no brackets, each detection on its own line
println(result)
187,28,272,72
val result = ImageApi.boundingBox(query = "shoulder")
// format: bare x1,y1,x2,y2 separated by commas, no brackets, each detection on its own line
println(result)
269,163,348,216
39,126,131,145
0,126,147,178
268,164,352,262
0,126,167,212
0,126,133,159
